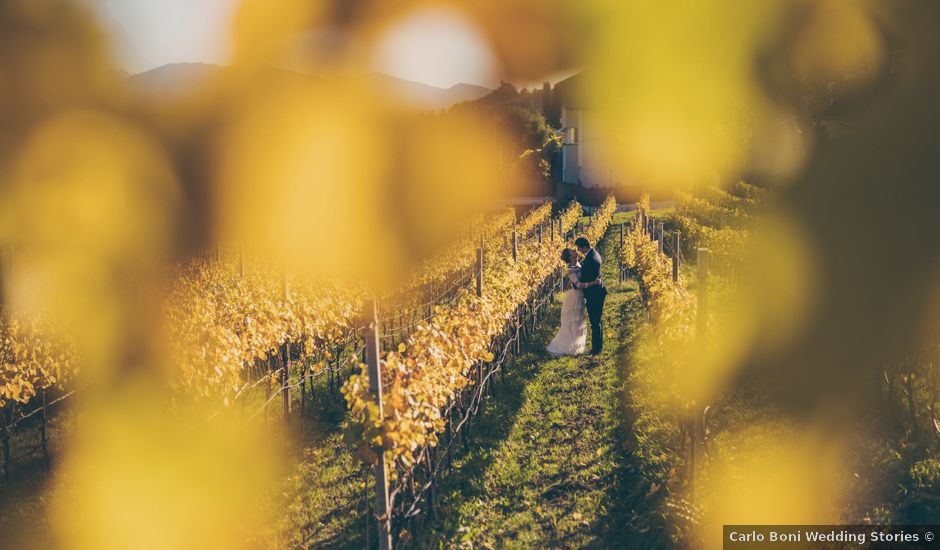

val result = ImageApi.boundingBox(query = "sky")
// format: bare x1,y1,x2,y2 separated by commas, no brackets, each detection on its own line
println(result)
85,0,235,74
85,0,503,89
369,8,497,89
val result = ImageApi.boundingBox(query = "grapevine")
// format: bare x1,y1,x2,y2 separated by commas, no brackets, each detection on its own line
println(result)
517,201,552,237
342,198,614,472
0,309,78,408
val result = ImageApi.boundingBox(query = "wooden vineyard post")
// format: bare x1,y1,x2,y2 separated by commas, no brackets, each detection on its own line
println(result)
696,248,709,347
283,342,292,422
673,232,680,283
300,346,307,416
281,266,291,422
41,388,50,472
476,247,484,297
364,298,393,550
618,223,625,284
512,229,518,263
658,222,664,255
425,450,436,520
692,248,710,503
281,264,289,303
1,252,9,480
537,224,543,244
265,356,273,427
1,407,9,481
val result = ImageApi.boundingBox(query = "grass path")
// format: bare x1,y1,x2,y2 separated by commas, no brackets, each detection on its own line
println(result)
422,215,667,549
257,381,370,549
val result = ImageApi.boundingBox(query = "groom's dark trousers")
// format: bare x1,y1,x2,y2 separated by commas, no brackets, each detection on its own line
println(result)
580,247,607,354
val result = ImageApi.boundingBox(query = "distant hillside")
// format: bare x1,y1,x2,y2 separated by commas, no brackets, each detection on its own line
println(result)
126,63,229,98
127,63,491,109
365,73,491,109
451,81,545,115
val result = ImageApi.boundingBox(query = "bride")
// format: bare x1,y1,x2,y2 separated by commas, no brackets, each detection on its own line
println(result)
547,248,588,356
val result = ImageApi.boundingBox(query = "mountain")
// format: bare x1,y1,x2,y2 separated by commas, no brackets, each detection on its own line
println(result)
126,63,492,109
126,62,226,97
365,73,491,109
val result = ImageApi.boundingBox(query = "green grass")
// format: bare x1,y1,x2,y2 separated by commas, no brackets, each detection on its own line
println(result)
250,371,370,549
648,207,675,220
418,214,668,549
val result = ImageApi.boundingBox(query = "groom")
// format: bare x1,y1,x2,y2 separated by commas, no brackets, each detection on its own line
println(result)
574,237,607,355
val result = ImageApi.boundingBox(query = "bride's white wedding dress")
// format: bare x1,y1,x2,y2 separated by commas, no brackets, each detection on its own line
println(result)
547,263,588,356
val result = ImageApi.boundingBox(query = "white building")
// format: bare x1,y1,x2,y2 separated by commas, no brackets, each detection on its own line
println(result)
556,73,621,189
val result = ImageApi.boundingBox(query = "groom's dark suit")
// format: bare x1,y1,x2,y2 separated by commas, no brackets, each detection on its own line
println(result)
579,247,607,354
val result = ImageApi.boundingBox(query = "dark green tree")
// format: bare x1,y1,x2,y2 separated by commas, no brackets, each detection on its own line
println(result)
541,81,552,121
547,84,563,128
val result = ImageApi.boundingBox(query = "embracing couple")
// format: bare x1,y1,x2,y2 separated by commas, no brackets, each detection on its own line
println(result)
547,237,608,357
